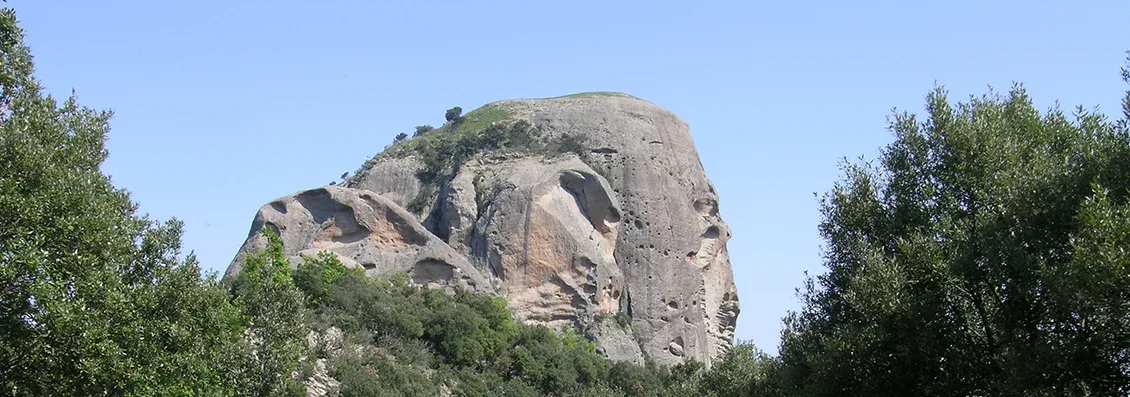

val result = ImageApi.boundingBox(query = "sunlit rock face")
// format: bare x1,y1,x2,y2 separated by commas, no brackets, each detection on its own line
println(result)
227,93,739,366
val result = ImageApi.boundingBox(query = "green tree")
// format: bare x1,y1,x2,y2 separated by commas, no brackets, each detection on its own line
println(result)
292,250,350,308
0,8,245,396
231,229,308,397
328,351,439,397
445,106,463,122
697,343,782,397
414,124,434,137
606,361,664,396
780,60,1130,396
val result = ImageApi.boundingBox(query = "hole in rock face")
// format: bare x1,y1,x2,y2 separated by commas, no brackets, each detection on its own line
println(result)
669,336,685,357
270,200,288,214
668,300,679,309
295,188,339,224
694,198,719,217
634,220,644,229
410,259,454,285
703,226,720,239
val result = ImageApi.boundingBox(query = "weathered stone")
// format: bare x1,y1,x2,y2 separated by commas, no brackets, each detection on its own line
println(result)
458,157,625,329
346,155,425,211
432,168,477,246
491,94,740,365
226,93,739,367
304,327,344,397
225,185,492,293
586,316,644,365
304,359,338,397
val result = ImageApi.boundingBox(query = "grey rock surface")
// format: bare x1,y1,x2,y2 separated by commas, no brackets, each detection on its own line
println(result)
348,155,425,211
225,185,492,293
305,327,344,397
461,157,626,328
586,316,645,366
226,93,738,367
491,94,739,365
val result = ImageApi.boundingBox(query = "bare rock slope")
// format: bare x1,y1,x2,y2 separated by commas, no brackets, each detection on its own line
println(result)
227,93,739,366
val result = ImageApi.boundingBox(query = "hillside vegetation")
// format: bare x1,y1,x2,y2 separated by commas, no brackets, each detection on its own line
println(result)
369,103,588,214
279,235,777,396
2,7,1130,396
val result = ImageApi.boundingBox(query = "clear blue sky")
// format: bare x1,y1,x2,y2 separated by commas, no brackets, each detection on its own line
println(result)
12,1,1128,354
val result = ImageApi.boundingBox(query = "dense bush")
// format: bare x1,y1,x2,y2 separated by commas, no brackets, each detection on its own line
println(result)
291,253,780,396
445,106,464,122
0,10,309,395
780,62,1130,396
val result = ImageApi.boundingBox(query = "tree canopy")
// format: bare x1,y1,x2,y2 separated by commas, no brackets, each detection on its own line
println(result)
445,106,463,122
0,8,254,395
779,60,1130,396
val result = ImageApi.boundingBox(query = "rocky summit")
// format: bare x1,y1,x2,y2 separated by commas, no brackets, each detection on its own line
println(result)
225,92,740,366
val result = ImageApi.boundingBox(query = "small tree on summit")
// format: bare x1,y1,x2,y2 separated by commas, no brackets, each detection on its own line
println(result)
445,106,463,123
394,132,408,143
413,125,433,137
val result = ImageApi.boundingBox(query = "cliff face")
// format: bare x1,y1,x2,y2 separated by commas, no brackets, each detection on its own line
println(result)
226,93,739,366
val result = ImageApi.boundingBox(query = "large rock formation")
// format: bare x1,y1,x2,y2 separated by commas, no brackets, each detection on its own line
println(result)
223,186,492,293
227,93,739,366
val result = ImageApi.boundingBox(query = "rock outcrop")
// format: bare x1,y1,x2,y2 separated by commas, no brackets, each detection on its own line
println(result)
227,93,739,366
224,185,492,293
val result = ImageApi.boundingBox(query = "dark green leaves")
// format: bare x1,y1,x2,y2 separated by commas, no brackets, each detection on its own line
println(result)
231,229,307,396
783,77,1130,396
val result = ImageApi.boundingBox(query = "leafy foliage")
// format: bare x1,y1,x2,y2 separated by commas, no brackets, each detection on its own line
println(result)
445,106,464,122
293,254,780,396
230,229,307,396
0,9,309,396
780,72,1130,396
399,116,591,214
372,100,599,214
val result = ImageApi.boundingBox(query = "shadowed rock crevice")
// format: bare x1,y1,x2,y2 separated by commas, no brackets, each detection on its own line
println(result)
410,259,456,287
